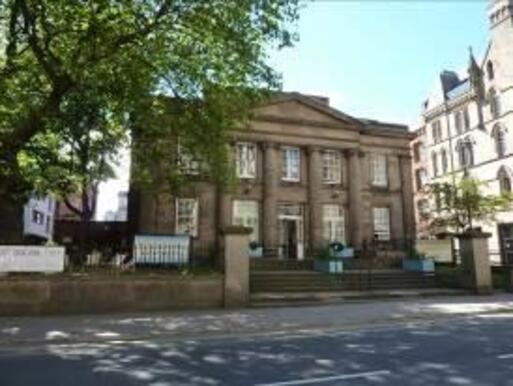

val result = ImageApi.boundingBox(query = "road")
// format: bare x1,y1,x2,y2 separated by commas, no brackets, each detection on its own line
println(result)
2,314,513,385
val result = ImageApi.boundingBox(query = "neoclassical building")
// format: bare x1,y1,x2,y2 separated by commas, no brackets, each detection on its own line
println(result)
130,92,414,260
413,0,513,263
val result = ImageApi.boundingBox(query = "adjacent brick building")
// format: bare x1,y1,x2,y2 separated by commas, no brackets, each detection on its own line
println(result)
129,92,415,260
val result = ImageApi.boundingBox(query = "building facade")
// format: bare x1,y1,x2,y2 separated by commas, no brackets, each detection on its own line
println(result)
413,0,513,262
130,93,414,260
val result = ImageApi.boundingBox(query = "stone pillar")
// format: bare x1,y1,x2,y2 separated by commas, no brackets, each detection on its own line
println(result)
308,146,323,252
263,142,278,255
399,155,415,241
222,226,251,308
347,149,364,249
458,231,493,294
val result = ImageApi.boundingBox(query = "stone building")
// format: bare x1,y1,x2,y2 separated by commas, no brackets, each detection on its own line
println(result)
413,0,513,263
129,92,414,260
411,126,430,239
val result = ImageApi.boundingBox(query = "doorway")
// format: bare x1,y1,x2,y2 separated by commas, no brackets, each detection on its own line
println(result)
498,223,513,264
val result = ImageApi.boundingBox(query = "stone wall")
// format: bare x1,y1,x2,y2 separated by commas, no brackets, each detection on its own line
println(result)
0,276,223,316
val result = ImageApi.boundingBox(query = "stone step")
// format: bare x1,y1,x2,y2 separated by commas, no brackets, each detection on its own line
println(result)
249,288,468,308
250,280,441,293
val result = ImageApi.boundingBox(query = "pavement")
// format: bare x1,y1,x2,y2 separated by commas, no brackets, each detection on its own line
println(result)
3,296,513,384
2,293,513,346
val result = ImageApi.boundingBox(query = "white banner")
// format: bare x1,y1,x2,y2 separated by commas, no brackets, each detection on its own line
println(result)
0,246,65,273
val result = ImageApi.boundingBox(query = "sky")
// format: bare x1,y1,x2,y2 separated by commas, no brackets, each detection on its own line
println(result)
270,0,490,128
96,0,491,220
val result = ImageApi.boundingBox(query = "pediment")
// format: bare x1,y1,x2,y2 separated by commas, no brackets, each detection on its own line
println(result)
253,95,361,128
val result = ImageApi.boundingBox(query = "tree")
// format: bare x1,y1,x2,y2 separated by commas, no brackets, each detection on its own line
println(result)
429,175,513,233
0,0,300,200
18,90,126,262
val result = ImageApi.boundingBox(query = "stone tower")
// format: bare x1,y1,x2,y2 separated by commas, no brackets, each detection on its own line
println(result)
488,0,513,86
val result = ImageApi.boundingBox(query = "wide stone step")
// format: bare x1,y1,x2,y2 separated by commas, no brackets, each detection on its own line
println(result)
249,288,468,308
251,280,441,293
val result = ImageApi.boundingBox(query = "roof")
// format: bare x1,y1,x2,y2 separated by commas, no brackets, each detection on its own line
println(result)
446,79,471,100
269,92,409,133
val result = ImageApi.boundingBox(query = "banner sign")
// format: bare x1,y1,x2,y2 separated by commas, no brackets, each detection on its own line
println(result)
133,235,190,266
0,246,65,273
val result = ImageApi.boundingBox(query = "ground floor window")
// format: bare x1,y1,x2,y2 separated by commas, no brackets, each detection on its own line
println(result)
322,204,346,244
373,207,391,241
232,200,259,242
175,198,199,237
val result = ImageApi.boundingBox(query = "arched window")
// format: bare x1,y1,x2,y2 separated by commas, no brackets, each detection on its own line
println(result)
463,107,470,131
489,88,501,119
431,152,439,177
456,137,474,168
441,148,448,174
487,61,494,81
498,166,512,194
492,124,508,157
454,111,462,134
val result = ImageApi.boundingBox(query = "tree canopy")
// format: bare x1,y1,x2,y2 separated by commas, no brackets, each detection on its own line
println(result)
429,175,513,233
0,0,300,201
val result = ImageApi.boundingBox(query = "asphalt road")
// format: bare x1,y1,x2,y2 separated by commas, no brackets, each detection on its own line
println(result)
2,314,513,386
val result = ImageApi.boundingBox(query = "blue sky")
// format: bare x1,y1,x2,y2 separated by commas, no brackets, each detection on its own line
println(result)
270,0,490,127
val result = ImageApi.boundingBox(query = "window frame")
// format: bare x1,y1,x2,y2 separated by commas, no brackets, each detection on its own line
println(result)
281,146,301,182
372,207,391,241
232,200,259,242
322,149,342,184
370,154,388,188
175,198,199,237
235,142,257,179
322,204,346,244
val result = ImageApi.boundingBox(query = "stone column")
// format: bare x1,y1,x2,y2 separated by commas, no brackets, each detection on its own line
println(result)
263,142,278,255
347,149,364,249
308,146,323,252
458,230,493,294
399,155,416,241
222,226,251,307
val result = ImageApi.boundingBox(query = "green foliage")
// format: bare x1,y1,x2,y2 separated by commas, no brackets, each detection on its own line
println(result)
314,245,334,261
19,89,126,219
429,175,513,232
0,0,301,200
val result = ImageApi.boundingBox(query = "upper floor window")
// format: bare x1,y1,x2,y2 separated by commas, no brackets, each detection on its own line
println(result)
322,204,346,243
282,147,300,182
487,61,494,81
431,120,442,143
370,154,388,187
463,107,471,131
456,138,474,168
441,149,448,174
232,200,259,242
498,167,512,194
413,143,421,162
431,151,439,177
175,198,199,237
489,88,501,119
235,142,257,179
492,124,508,158
177,144,200,175
322,150,342,184
454,111,463,134
372,207,391,241
415,168,427,191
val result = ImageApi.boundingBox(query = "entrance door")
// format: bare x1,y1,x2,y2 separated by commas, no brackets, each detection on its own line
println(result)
279,217,304,260
499,223,513,264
